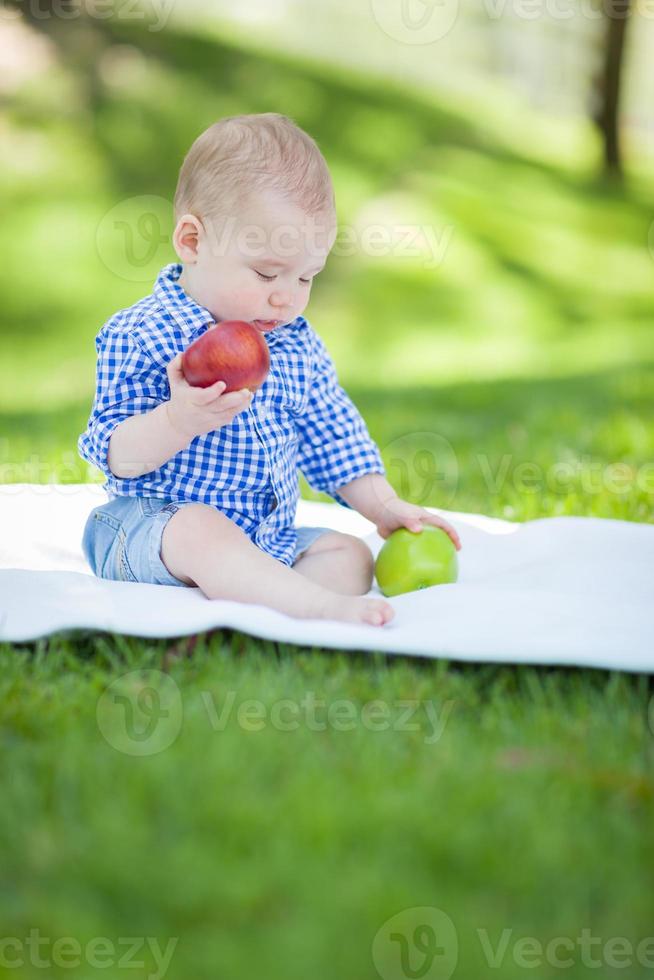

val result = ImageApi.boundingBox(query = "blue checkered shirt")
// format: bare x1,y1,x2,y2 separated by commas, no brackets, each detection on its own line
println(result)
78,263,386,566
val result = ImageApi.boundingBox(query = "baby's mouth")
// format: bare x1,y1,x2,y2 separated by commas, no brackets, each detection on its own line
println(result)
253,319,283,331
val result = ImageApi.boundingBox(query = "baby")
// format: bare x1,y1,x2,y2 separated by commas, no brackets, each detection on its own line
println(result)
79,113,460,627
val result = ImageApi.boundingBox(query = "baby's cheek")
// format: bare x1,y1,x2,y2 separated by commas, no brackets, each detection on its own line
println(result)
231,286,261,310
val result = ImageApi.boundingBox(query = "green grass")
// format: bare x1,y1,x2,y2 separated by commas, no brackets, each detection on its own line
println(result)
1,639,653,979
1,14,653,980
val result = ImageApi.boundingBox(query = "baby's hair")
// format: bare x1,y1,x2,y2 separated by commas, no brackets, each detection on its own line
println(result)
174,112,335,222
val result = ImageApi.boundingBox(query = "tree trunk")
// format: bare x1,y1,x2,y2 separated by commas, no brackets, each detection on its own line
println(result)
595,0,631,177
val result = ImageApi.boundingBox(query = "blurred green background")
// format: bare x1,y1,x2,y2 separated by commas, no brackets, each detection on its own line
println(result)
1,4,653,980
1,0,652,523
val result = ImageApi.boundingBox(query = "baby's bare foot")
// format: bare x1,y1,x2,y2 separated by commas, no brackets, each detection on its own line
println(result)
322,594,395,627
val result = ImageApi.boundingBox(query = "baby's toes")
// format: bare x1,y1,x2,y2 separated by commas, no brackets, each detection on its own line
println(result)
362,598,395,627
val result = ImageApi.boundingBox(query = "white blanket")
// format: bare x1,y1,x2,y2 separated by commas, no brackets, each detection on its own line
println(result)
0,484,652,673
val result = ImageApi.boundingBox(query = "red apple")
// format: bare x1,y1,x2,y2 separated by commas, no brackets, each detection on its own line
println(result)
182,320,271,392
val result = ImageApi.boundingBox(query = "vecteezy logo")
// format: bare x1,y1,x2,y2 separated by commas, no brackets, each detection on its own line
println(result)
95,195,173,282
373,907,459,979
96,669,183,756
380,431,459,509
370,0,460,45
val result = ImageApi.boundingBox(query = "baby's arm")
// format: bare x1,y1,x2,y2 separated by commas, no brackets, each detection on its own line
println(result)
109,353,251,478
108,402,189,479
295,328,460,550
295,329,386,508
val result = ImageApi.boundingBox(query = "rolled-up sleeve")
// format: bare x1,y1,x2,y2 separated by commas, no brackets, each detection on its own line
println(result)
296,330,385,510
77,326,166,478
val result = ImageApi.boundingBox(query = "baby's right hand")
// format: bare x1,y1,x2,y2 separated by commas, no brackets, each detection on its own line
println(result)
164,352,253,440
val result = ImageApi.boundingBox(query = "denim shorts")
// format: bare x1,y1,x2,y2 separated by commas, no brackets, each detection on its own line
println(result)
81,494,335,588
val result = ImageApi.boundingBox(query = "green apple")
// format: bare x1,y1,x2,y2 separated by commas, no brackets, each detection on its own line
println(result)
374,525,458,597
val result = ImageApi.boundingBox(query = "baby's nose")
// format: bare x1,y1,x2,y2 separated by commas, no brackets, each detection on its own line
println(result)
270,290,293,308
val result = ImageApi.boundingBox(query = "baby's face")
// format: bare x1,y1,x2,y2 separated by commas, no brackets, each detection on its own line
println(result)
175,191,337,334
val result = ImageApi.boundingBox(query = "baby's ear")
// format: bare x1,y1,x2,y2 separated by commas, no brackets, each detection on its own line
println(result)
173,213,202,261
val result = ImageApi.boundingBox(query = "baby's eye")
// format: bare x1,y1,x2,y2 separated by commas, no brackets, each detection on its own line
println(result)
255,269,313,285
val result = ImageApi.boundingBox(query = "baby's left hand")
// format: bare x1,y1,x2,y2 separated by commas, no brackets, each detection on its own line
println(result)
374,496,461,551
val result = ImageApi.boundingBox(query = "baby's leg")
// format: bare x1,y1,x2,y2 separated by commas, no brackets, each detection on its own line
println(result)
293,532,375,595
160,504,395,627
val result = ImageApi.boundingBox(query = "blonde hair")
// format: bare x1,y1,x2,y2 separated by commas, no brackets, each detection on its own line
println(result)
174,113,335,222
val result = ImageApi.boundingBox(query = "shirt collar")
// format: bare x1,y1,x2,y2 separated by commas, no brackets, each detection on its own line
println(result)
153,263,306,348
